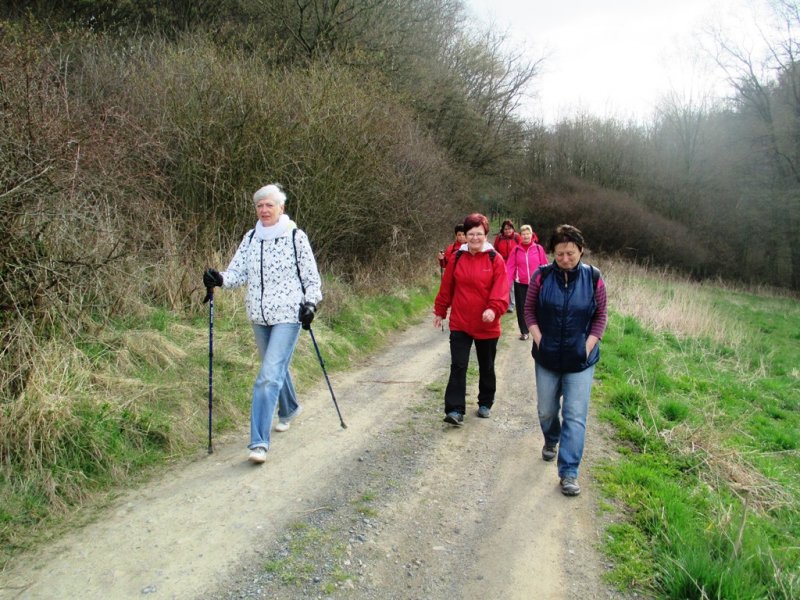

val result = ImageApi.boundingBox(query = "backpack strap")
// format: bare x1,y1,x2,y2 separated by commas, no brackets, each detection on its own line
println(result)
291,229,305,295
453,249,464,269
537,263,555,284
450,249,496,297
249,228,305,294
452,249,495,271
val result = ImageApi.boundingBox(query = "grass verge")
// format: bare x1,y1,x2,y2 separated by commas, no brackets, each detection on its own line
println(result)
0,272,438,568
593,259,799,599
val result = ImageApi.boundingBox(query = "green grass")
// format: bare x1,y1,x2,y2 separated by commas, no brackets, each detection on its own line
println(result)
595,286,800,599
353,490,379,517
263,521,351,587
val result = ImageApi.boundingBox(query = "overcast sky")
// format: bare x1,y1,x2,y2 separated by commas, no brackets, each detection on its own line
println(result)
465,0,771,123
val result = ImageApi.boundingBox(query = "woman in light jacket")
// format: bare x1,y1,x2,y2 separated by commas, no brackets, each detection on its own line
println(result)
203,184,322,464
506,224,548,340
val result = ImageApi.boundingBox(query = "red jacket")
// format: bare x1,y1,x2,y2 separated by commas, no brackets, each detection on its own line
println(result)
493,232,521,260
434,248,510,339
438,241,460,269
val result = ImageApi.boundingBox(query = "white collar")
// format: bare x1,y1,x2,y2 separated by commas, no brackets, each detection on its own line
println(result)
254,215,291,240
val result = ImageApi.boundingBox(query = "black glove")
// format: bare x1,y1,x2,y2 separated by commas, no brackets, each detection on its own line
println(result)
202,269,223,304
298,302,316,330
203,268,223,288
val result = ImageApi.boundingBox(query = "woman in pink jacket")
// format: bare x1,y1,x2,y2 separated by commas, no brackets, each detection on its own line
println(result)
506,225,548,340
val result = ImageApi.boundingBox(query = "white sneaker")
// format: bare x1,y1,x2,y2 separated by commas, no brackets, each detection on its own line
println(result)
275,405,302,432
248,447,267,464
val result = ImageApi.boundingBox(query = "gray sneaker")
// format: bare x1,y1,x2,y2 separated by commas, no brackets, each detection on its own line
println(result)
443,411,464,426
560,476,581,496
541,443,557,461
477,405,491,418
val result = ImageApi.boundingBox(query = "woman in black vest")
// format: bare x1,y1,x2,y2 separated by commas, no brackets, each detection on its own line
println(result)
523,225,608,496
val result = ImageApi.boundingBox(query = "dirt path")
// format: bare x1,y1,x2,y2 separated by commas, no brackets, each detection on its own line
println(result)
0,316,626,600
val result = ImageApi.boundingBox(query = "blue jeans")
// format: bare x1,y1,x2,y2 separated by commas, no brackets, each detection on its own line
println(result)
250,323,301,450
277,371,299,421
534,362,595,479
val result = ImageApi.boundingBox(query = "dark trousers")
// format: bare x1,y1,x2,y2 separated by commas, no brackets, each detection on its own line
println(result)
444,330,499,415
514,282,529,335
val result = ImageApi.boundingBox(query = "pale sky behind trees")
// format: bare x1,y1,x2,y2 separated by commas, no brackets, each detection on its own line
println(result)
466,0,773,124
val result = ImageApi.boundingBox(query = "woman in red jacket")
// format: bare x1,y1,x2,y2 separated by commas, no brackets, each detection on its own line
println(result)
506,224,548,340
433,213,510,426
493,220,521,313
437,224,466,269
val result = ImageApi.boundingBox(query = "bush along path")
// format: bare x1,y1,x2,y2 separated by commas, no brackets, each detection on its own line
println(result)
0,316,627,600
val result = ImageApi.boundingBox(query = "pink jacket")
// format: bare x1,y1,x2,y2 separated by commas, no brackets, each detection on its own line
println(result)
506,242,548,286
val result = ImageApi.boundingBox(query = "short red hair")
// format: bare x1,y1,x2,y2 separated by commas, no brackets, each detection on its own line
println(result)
463,213,489,234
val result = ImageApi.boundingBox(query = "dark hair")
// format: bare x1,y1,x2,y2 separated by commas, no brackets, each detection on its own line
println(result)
501,219,515,231
454,224,466,234
463,213,490,234
548,224,585,254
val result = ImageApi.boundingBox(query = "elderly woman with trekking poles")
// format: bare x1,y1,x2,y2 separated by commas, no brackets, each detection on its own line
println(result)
203,184,322,464
524,224,607,496
433,213,509,426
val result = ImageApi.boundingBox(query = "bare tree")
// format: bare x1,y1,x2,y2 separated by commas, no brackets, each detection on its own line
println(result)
707,0,800,287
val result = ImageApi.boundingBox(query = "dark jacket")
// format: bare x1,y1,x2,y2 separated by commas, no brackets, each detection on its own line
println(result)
530,263,600,373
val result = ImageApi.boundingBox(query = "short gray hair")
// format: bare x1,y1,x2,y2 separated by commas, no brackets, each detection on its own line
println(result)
253,183,286,206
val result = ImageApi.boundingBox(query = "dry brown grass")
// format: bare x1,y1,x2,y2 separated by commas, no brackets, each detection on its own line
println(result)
659,420,795,513
592,256,747,346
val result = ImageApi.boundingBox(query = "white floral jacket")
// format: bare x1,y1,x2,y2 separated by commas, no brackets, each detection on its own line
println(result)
221,227,322,326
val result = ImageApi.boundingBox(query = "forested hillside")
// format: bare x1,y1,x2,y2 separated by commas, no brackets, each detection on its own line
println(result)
3,0,800,400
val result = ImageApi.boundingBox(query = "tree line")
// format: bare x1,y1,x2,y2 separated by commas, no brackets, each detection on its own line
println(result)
1,0,799,402
508,0,800,290
0,0,538,401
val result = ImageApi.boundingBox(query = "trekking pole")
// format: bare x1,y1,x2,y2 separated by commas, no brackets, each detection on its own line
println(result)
307,326,347,429
439,263,444,332
204,286,215,453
